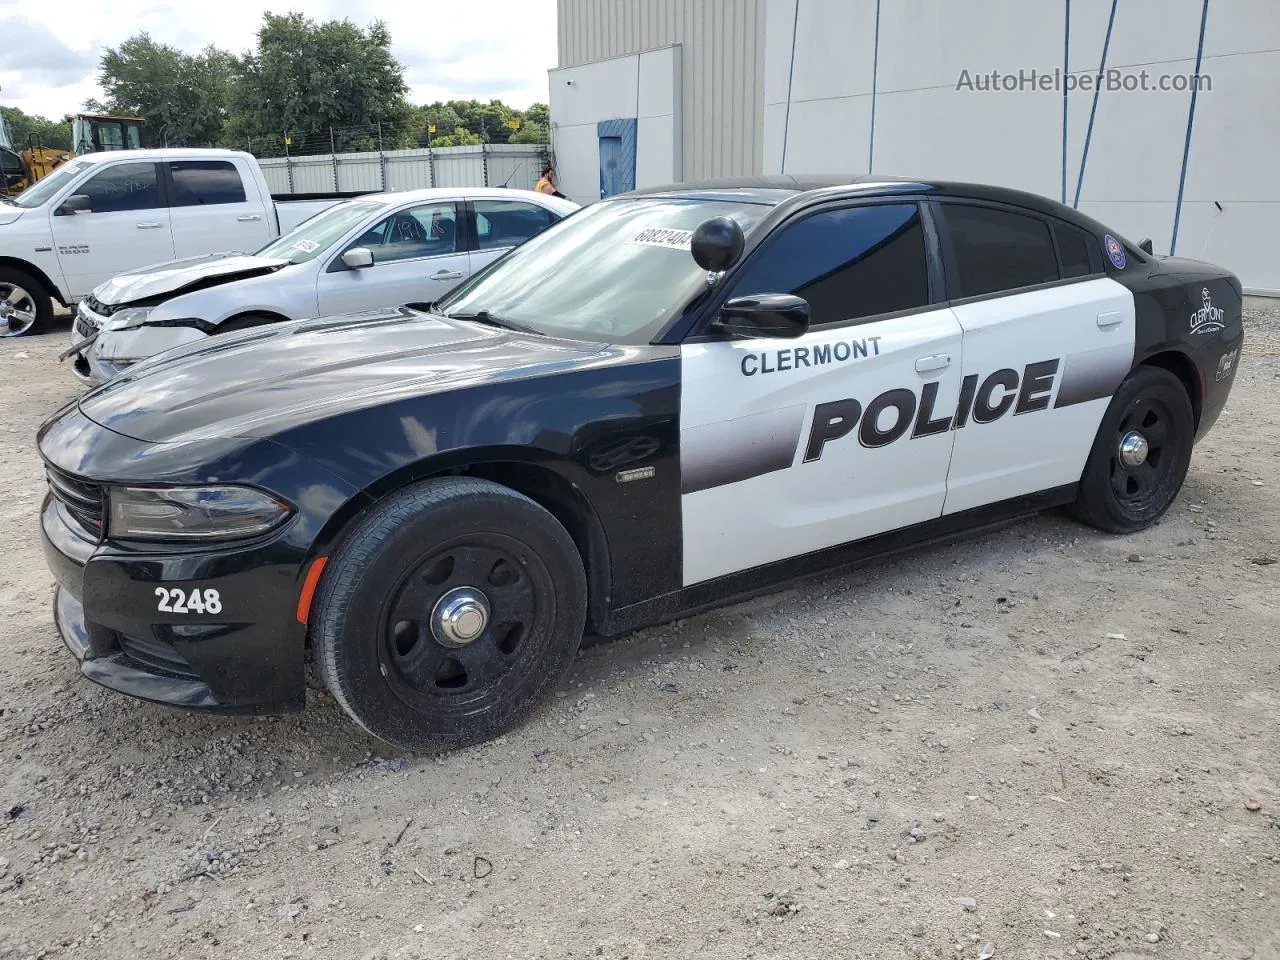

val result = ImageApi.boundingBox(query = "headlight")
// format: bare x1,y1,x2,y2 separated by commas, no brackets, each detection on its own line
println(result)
108,485,293,541
102,307,153,332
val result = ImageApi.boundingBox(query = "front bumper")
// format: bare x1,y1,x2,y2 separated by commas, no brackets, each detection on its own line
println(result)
41,493,308,715
67,302,202,386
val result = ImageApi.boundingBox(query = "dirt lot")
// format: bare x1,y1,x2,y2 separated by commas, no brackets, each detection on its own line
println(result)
0,304,1276,960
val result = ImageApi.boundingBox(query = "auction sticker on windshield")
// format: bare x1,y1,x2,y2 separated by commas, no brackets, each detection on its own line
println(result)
630,227,693,250
293,239,320,254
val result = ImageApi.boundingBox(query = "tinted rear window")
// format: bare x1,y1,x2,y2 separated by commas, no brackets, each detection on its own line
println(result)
169,161,247,206
942,204,1059,297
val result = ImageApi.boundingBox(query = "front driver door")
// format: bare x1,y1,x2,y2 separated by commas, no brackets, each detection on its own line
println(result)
315,200,470,315
50,161,174,298
679,202,964,586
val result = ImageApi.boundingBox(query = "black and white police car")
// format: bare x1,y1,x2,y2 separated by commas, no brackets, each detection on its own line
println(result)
38,175,1243,749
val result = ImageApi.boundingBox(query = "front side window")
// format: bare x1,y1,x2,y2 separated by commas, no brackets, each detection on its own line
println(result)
942,204,1059,297
729,203,931,326
474,199,556,250
76,162,161,213
256,200,382,264
169,161,247,206
438,197,768,344
345,202,460,264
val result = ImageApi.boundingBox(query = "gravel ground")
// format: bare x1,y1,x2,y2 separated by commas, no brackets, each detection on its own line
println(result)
0,304,1276,960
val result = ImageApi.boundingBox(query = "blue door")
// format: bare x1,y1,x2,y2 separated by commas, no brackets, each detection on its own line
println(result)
596,118,637,198
599,136,623,197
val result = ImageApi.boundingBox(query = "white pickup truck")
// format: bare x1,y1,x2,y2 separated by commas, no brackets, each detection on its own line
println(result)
0,148,350,337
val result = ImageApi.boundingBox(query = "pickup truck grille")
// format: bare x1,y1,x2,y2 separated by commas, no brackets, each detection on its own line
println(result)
46,467,105,541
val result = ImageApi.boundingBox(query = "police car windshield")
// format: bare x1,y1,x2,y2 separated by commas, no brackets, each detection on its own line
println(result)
438,197,768,344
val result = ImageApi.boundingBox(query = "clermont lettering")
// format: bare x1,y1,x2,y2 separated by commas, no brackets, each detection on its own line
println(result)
740,336,882,377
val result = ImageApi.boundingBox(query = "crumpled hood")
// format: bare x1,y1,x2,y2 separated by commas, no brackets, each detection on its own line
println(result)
77,307,607,444
92,253,291,306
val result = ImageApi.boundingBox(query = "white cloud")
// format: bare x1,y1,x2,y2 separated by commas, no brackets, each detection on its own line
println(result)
0,0,558,119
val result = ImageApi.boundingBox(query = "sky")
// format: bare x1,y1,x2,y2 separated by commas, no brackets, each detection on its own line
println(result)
0,0,560,118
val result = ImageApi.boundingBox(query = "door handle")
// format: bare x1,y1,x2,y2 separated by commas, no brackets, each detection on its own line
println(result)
431,270,464,280
136,221,163,229
1097,311,1123,328
914,354,952,373
237,214,262,222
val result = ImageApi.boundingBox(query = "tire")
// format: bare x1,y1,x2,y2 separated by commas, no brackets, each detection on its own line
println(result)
219,312,281,334
1071,365,1195,534
0,266,52,338
312,477,587,750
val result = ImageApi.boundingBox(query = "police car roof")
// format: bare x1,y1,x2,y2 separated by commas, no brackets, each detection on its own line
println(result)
621,175,1089,222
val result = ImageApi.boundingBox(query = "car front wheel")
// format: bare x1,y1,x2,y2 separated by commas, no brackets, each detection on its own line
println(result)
311,477,587,750
1072,365,1195,533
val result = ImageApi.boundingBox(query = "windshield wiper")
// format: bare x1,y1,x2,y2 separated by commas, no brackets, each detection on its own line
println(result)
445,310,539,335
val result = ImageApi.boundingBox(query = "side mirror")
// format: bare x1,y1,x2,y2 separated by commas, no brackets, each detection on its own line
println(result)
341,247,374,270
1137,237,1154,255
691,216,745,272
711,293,809,339
59,195,92,216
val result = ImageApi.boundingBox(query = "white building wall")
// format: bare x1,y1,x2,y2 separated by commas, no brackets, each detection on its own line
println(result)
555,0,764,181
763,0,1280,293
548,45,681,205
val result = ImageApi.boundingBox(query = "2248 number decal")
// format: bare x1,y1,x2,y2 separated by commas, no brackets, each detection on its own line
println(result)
155,587,223,615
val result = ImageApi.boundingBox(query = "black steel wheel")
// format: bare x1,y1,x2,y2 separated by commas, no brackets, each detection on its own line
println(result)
312,477,586,750
1072,365,1195,533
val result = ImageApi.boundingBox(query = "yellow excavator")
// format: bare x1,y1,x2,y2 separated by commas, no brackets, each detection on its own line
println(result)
1,112,146,196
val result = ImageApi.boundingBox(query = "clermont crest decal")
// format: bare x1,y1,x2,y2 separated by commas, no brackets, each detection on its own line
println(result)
1103,234,1126,270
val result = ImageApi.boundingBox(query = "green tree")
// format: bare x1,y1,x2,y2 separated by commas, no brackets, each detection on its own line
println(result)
523,102,549,127
97,34,236,146
509,121,548,144
430,126,484,147
0,106,72,151
231,13,410,155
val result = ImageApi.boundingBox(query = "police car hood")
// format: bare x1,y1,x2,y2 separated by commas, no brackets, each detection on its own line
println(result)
77,307,608,444
92,253,291,306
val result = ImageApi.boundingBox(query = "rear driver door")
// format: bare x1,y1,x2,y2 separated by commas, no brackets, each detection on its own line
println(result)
679,202,964,586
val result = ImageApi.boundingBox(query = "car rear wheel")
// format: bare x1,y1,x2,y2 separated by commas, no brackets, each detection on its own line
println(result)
0,267,52,338
311,477,587,750
1072,365,1195,533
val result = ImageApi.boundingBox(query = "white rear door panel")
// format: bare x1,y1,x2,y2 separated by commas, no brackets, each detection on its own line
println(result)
943,278,1136,514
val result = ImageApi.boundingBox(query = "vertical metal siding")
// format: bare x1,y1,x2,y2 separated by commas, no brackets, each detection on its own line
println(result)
556,0,762,177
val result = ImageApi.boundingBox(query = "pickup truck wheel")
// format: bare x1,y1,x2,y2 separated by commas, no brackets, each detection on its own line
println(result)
0,267,52,337
311,477,587,751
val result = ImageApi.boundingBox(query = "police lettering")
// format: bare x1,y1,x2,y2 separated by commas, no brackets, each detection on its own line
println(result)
801,358,1060,462
740,336,882,377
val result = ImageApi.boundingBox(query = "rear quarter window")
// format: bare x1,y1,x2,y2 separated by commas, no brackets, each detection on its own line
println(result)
1053,221,1098,278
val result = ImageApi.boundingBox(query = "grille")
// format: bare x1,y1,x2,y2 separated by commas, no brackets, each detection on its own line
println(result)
117,633,201,680
83,295,116,317
46,467,105,540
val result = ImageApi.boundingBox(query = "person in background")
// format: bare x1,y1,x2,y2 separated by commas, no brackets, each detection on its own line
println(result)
535,165,566,198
